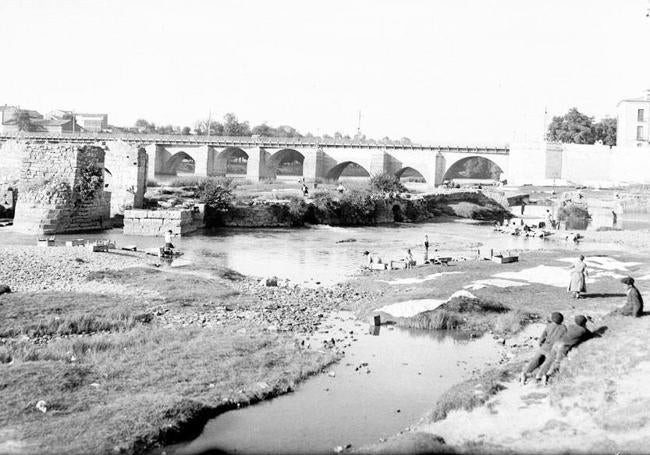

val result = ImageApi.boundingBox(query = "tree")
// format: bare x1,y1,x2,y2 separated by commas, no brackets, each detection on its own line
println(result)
194,118,224,136
16,111,33,132
251,123,274,136
134,119,156,133
181,126,191,135
593,117,617,146
546,108,595,144
223,113,251,136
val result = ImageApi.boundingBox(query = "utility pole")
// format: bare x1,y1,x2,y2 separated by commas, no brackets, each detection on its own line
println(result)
207,110,211,137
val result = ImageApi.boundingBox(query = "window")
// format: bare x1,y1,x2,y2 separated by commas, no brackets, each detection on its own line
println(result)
637,126,644,141
639,109,645,122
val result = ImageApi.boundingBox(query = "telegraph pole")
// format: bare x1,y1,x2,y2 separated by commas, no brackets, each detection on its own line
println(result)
207,110,211,137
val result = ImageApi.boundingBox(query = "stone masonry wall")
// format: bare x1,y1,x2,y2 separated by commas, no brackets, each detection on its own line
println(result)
12,143,110,234
123,208,205,236
0,140,27,184
104,141,148,217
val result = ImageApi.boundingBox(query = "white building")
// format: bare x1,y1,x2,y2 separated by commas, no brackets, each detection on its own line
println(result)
616,90,650,147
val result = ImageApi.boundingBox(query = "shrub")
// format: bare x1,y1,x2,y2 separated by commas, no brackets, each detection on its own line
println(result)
196,179,234,211
146,179,160,187
74,164,103,202
370,173,407,193
557,203,590,221
339,190,377,224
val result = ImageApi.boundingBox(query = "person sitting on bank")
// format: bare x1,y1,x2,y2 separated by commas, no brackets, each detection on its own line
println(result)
610,276,644,317
536,314,593,385
164,229,176,250
519,312,567,385
405,249,415,268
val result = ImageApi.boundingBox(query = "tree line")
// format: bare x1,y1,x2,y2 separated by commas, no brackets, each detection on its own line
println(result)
128,113,413,145
546,108,617,146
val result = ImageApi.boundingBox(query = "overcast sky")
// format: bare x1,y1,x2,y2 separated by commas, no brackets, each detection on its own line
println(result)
1,0,649,143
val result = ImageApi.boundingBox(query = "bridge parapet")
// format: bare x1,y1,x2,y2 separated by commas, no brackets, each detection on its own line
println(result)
0,132,509,153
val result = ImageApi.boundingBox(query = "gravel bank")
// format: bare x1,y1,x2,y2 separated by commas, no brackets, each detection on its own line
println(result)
0,245,157,292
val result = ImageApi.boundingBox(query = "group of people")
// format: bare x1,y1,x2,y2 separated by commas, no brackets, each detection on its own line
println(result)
363,234,431,270
522,256,645,385
567,255,644,318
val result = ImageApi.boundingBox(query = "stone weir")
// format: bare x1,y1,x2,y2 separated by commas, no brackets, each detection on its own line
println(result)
12,143,110,234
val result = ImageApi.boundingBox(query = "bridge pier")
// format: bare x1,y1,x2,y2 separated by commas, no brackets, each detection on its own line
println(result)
302,148,324,182
245,147,274,182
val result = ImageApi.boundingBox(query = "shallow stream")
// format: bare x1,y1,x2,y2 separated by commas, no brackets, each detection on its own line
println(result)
160,313,533,454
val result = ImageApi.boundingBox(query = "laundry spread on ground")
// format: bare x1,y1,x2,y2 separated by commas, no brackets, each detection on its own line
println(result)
376,290,479,318
495,265,570,288
557,257,642,271
464,278,530,290
376,299,448,318
377,271,462,285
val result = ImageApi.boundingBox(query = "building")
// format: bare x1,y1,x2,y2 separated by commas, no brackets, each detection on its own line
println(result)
1,106,43,133
75,113,108,132
32,118,81,134
47,111,108,132
616,90,650,147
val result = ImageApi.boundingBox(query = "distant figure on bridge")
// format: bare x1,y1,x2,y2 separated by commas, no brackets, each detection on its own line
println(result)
337,183,345,194
612,210,618,228
610,277,644,317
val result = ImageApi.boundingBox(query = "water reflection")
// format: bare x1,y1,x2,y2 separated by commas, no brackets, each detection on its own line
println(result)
173,316,504,455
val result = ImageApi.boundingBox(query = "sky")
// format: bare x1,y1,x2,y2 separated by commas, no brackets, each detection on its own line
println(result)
1,0,649,144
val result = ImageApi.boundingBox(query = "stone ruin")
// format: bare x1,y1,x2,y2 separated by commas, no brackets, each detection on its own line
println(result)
0,140,148,234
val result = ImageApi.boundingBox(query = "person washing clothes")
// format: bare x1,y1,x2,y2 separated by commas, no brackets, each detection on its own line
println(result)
519,312,567,385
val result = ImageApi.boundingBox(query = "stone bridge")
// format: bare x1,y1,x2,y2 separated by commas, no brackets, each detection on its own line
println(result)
0,133,510,186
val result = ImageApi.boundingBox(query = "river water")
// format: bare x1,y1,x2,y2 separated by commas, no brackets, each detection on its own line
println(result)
2,219,558,286
163,314,536,455
3,203,648,454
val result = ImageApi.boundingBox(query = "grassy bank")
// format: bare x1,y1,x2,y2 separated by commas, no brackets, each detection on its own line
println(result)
0,249,344,455
353,247,650,453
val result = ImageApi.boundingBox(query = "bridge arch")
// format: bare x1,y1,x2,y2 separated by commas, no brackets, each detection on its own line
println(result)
395,166,427,183
214,147,248,176
165,151,196,175
442,156,504,182
269,148,304,178
326,161,371,181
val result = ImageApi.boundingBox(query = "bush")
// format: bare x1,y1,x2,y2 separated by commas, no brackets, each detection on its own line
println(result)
339,190,377,224
169,176,234,188
196,179,233,211
556,203,590,221
370,173,407,193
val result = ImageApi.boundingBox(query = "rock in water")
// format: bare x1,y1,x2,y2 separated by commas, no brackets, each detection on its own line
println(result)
0,285,10,295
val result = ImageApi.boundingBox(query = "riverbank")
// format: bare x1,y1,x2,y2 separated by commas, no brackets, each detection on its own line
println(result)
0,245,364,454
351,244,650,453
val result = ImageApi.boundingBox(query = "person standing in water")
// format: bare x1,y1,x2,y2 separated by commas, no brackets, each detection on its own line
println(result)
424,234,430,262
568,255,588,299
